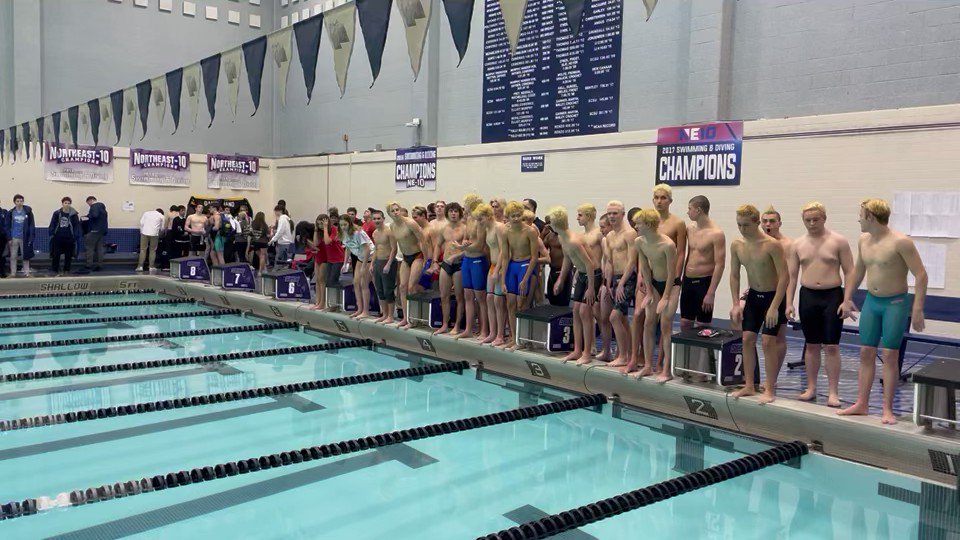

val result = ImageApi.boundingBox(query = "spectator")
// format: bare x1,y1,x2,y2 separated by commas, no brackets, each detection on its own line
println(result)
346,207,363,226
48,197,81,276
269,205,294,268
0,200,8,278
523,198,545,232
169,205,189,261
6,194,35,277
248,211,270,274
221,205,240,263
208,204,224,266
362,207,377,238
137,208,164,273
234,209,252,263
81,196,108,272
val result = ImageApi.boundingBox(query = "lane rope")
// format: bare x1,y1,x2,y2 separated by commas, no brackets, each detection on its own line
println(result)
0,308,239,330
0,298,190,313
0,289,156,300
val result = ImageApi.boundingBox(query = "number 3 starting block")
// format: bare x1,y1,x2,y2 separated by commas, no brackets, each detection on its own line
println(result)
261,269,311,301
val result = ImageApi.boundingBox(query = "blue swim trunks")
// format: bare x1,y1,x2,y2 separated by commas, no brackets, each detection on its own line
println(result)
461,255,489,291
859,292,911,350
505,259,531,296
418,259,435,290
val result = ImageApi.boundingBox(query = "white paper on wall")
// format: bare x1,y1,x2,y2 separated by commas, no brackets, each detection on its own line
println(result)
891,191,960,238
909,241,947,289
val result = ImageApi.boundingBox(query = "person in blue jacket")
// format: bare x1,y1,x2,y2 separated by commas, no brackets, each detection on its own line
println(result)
0,201,9,278
48,196,82,276
6,194,35,277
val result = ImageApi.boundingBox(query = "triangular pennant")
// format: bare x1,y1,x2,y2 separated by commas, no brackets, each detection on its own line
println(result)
183,63,202,130
110,90,124,143
8,127,16,163
441,0,475,66
122,87,138,146
20,122,30,161
166,68,183,134
52,111,63,148
498,0,528,56
0,128,5,165
61,109,73,148
222,48,243,118
325,2,357,97
357,0,392,86
68,105,80,147
558,0,585,35
242,36,267,116
151,76,167,129
36,117,45,149
98,97,112,145
79,105,91,148
397,0,432,80
294,14,324,103
87,99,101,147
269,27,294,108
43,116,56,153
642,0,657,21
200,54,221,128
29,119,39,159
136,80,152,140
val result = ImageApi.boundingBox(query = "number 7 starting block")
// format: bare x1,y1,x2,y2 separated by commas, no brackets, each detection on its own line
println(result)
212,263,257,290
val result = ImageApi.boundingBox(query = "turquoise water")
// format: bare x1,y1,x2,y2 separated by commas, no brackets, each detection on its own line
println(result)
0,294,935,539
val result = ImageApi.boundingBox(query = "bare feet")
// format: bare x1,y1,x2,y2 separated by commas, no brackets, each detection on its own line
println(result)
491,337,505,347
608,358,629,368
309,304,323,311
758,392,776,404
826,395,842,408
397,320,412,330
356,311,370,320
837,402,869,416
618,361,636,375
881,410,898,425
731,386,756,399
576,354,594,366
453,330,474,340
797,388,817,402
655,371,673,384
382,318,395,325
632,366,654,379
432,325,450,336
595,351,611,362
562,350,581,363
497,340,516,350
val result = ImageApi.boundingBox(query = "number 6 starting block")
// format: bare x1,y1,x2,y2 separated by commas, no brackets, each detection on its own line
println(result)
170,257,210,282
261,269,311,301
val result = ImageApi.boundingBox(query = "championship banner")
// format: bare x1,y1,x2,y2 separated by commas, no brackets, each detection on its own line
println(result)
395,146,437,191
129,149,191,187
207,154,260,190
187,196,254,215
655,121,743,187
44,143,115,184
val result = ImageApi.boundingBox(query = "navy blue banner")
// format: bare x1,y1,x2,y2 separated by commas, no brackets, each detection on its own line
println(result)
68,105,80,147
201,54,221,128
166,68,184,132
481,0,622,143
135,80,151,141
52,111,62,148
110,90,124,143
357,0,392,85
442,0,475,66
87,99,101,147
294,15,324,103
21,122,30,161
242,37,267,116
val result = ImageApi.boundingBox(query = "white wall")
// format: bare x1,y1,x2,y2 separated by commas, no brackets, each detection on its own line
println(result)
272,103,960,336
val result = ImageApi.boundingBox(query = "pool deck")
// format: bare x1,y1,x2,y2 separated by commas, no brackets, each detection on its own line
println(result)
1,274,958,487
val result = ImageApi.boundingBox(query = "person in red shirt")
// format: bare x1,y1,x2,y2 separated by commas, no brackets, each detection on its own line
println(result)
362,207,377,238
311,209,346,311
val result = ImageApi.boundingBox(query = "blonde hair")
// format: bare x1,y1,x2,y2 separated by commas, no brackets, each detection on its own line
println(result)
576,203,596,221
634,208,661,230
801,201,826,217
522,210,535,224
463,193,483,214
653,183,673,199
547,206,569,230
762,205,781,221
736,204,760,223
861,198,891,225
606,200,625,212
472,203,493,219
505,200,525,217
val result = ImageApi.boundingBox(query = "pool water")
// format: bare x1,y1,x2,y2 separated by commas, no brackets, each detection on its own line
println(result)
0,293,946,539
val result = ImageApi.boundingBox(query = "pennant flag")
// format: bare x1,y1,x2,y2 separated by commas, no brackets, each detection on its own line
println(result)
222,47,243,118
136,79,152,140
558,0,585,35
643,0,657,21
87,99,101,147
52,111,63,148
183,62,202,130
325,2,357,97
60,110,73,148
357,0,392,86
68,105,80,147
269,27,294,108
242,36,267,116
42,116,56,155
498,0,528,56
201,54,221,128
122,87,137,146
98,96,112,145
397,0,432,80
441,0,474,66
110,90,124,143
78,104,90,146
166,68,183,134
151,76,167,129
29,119,39,159
8,127,16,163
294,14,324,103
21,122,30,161
36,117,45,147
0,128,4,165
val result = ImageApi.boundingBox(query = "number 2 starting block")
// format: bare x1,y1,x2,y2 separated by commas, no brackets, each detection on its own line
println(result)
170,257,209,282
261,269,311,301
212,263,257,291
671,328,758,386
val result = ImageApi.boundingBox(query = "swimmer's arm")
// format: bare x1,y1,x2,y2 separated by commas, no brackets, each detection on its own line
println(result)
431,229,443,267
556,254,572,292
728,242,742,305
838,236,855,288
601,237,612,286
707,231,726,297
786,241,800,315
674,223,687,278
522,230,539,283
899,238,927,327
663,243,677,300
770,242,788,307
535,237,550,265
843,236,867,304
577,241,596,274
384,233,398,271
638,250,653,294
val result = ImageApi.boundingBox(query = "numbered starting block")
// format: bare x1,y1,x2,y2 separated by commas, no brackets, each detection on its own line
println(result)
327,275,380,314
212,263,257,291
516,305,573,353
406,291,457,329
671,328,758,386
170,257,209,282
261,269,311,301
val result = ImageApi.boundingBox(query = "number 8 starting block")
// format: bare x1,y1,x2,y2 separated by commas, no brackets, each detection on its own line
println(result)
170,257,210,282
261,269,311,301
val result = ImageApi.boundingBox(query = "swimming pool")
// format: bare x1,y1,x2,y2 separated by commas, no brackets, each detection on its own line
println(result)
0,291,946,538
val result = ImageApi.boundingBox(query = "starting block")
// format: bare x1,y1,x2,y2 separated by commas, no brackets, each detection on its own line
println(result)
212,263,257,291
327,275,380,314
671,328,758,386
406,291,457,329
262,269,311,301
516,305,573,352
170,257,209,282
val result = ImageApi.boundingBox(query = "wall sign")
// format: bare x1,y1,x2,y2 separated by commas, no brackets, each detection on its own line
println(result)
395,146,437,191
656,121,743,186
44,143,114,184
129,148,191,187
207,154,260,190
521,154,544,173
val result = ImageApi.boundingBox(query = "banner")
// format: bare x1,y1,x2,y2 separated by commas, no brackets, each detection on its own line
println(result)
294,15,324,103
44,143,115,184
166,68,183,133
87,99,101,147
135,80,152,140
395,146,437,191
109,90,124,143
357,0,392,86
151,76,167,129
655,121,743,187
201,54,221,128
188,195,254,215
270,28,294,108
121,87,137,146
223,48,243,118
325,2,357,97
129,148,191,187
442,0,475,66
242,37,267,115
498,0,527,56
397,0,432,79
207,154,260,190
183,63,202,130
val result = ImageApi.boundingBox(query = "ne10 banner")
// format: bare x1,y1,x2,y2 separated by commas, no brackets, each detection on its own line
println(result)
656,121,743,187
44,143,114,184
129,149,191,187
395,146,437,192
207,154,260,191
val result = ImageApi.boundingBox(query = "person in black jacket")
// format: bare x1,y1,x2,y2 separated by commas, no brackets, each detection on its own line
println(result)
0,201,8,278
82,196,108,272
49,197,81,276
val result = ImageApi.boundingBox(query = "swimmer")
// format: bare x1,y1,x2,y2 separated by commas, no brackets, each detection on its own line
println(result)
681,196,725,330
482,206,508,345
371,210,398,324
499,201,540,350
592,212,614,361
838,199,927,425
430,202,466,335
762,206,793,386
388,203,428,327
729,204,788,404
547,206,599,365
603,201,638,369
454,195,490,340
786,202,854,408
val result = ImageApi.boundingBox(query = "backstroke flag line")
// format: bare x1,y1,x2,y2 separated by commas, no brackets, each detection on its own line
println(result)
325,2,358,97
441,0,475,66
242,36,267,116
499,0,528,56
269,27,294,108
357,0,392,87
52,111,62,148
397,0,432,80
293,14,324,103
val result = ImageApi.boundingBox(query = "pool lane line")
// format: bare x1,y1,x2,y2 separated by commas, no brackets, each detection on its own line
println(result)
0,358,466,432
0,297,190,313
0,289,156,300
478,441,810,540
0,321,297,353
0,393,604,520
1,338,374,382
0,307,239,330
